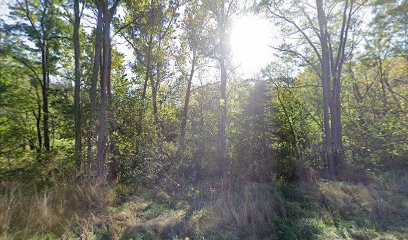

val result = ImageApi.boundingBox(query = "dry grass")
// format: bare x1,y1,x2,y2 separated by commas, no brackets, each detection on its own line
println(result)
213,183,285,227
319,170,408,229
185,182,288,238
0,180,105,239
1,169,407,239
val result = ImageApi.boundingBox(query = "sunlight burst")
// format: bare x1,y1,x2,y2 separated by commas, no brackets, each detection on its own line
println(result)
230,15,273,77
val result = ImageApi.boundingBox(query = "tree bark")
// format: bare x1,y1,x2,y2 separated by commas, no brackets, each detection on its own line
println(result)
34,96,42,156
96,0,109,179
219,48,227,177
316,0,335,177
87,0,103,170
329,0,352,174
96,0,119,180
37,0,51,153
41,43,50,152
73,0,82,170
138,34,153,135
106,39,119,181
152,39,162,125
179,49,196,149
151,71,159,125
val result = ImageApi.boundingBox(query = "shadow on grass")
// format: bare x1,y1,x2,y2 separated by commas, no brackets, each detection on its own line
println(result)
119,169,408,240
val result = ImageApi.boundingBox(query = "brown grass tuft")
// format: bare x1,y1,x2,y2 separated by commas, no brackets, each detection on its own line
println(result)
206,182,286,237
0,180,105,239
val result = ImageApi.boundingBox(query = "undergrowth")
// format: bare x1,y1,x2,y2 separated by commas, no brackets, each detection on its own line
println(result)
1,168,407,239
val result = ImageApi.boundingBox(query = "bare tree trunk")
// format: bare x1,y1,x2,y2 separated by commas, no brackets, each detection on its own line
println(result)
73,0,82,170
330,0,352,174
179,49,196,149
142,35,153,103
152,39,161,125
38,0,50,153
138,34,153,135
331,71,344,173
151,71,159,125
219,51,227,177
106,43,119,181
34,96,42,157
96,1,109,179
87,0,103,170
316,0,335,177
331,77,343,173
152,35,168,127
96,0,119,180
32,88,43,154
41,43,50,152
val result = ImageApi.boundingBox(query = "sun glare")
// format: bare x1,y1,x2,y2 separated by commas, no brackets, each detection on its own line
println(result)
230,15,273,77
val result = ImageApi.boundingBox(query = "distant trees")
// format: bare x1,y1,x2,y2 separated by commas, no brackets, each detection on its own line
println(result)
0,0,406,183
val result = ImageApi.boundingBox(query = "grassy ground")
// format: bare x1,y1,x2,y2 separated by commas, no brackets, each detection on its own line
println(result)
1,168,407,239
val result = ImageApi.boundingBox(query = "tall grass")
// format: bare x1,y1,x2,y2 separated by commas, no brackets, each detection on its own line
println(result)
189,182,288,238
0,180,104,239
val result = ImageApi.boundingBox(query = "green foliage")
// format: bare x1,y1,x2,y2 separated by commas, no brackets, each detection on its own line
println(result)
0,0,407,238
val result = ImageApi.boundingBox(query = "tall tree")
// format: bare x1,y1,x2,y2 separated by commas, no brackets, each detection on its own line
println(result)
206,0,236,176
179,0,209,149
263,0,360,176
73,0,82,169
316,0,334,176
96,0,120,179
87,0,103,167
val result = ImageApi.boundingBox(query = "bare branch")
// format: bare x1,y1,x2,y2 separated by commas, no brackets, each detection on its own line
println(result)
263,0,322,63
270,45,321,79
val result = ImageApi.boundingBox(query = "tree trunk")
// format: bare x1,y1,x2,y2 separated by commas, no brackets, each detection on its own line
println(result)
87,0,103,170
316,0,335,177
106,42,119,181
138,34,153,135
179,49,196,149
41,43,50,152
34,96,42,156
330,0,352,174
331,75,344,173
73,0,82,170
38,0,50,153
219,50,227,177
32,88,43,154
151,74,159,124
152,37,164,126
96,0,118,180
96,1,109,179
152,46,160,125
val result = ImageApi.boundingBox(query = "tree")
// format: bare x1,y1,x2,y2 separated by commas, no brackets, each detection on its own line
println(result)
73,0,82,169
87,0,103,169
262,0,361,177
9,0,67,155
120,0,178,135
179,0,210,149
205,0,237,177
96,0,120,179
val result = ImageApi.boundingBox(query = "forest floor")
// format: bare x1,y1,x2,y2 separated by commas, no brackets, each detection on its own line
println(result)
1,167,408,239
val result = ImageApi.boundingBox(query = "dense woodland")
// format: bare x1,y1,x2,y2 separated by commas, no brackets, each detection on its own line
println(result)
0,0,407,239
